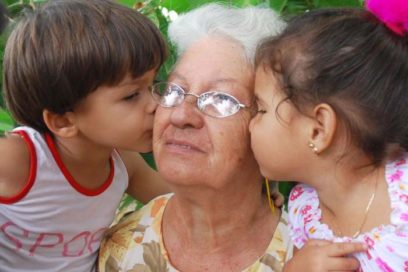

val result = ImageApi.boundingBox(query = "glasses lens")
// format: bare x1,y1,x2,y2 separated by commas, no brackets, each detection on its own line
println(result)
198,92,241,117
153,83,184,107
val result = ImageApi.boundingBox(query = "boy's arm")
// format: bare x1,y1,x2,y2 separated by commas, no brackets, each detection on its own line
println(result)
118,150,171,204
284,239,366,272
0,133,31,199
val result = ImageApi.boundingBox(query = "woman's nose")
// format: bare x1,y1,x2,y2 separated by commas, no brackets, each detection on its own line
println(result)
169,99,204,129
249,116,256,133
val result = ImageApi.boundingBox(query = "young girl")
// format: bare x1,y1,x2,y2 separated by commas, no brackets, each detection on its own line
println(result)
0,0,169,271
250,0,408,271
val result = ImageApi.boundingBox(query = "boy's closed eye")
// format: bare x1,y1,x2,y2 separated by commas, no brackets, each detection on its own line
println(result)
123,91,140,101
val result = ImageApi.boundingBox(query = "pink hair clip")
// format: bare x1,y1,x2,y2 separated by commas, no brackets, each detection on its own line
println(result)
366,0,408,36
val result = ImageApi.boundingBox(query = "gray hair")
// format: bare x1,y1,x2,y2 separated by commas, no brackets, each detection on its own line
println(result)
168,3,286,66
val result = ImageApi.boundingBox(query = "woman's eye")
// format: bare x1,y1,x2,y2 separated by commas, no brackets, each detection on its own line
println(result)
123,92,140,101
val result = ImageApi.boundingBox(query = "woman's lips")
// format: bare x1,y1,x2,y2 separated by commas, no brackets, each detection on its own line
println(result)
165,139,204,153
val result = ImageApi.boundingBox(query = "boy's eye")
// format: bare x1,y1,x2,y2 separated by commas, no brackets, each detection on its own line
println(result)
123,92,140,101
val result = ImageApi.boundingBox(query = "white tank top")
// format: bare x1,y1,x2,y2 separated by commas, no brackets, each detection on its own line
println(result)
0,127,128,272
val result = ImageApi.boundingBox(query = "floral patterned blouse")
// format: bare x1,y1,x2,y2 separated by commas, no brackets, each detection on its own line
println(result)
288,156,408,272
99,193,293,272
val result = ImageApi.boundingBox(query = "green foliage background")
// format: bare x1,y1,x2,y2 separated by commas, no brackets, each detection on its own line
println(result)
0,0,363,206
0,0,363,133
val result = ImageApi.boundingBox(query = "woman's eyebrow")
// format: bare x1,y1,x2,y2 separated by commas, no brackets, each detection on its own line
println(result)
208,78,239,85
169,71,187,82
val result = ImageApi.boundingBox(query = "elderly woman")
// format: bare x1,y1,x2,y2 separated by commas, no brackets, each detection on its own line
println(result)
99,3,291,271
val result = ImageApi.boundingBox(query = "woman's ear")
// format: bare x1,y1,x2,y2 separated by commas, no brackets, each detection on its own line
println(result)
43,109,78,138
308,103,337,154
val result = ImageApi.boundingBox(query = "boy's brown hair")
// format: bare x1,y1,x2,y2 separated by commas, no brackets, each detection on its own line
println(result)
4,0,167,132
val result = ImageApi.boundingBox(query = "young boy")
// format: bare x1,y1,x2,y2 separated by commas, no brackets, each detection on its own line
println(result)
0,0,169,271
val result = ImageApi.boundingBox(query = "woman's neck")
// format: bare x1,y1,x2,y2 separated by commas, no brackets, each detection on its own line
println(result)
162,174,280,271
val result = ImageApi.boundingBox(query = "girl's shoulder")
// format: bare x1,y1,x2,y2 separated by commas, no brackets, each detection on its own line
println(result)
385,154,408,226
288,183,318,212
287,184,322,248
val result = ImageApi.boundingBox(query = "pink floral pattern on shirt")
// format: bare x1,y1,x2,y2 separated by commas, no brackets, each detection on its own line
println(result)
288,155,408,271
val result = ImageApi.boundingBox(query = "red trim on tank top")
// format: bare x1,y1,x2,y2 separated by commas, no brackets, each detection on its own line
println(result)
44,133,115,196
0,130,37,204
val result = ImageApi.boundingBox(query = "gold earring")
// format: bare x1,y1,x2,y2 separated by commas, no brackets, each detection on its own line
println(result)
308,141,318,154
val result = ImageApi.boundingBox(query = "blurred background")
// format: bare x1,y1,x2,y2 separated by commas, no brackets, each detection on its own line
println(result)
0,0,363,211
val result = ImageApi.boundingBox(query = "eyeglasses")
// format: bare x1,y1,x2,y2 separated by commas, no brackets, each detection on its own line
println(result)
151,82,251,118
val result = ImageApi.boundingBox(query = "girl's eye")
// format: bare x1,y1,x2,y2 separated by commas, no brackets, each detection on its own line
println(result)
123,92,140,101
255,102,266,114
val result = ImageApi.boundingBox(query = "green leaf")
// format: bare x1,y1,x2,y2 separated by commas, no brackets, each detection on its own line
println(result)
315,0,362,7
231,0,267,7
270,0,288,12
279,182,296,204
117,0,137,8
141,152,157,169
0,108,14,134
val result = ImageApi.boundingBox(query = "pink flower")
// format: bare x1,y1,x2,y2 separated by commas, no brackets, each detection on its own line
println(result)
396,229,408,237
400,213,408,221
375,257,394,272
400,194,408,204
290,186,304,201
389,170,404,182
303,214,313,225
364,236,375,247
365,249,372,260
395,159,406,166
300,205,312,215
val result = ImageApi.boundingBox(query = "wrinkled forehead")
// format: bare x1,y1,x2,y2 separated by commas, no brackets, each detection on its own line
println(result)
169,36,255,102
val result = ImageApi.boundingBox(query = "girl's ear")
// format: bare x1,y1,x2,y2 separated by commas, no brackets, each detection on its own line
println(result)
308,103,337,154
43,109,78,138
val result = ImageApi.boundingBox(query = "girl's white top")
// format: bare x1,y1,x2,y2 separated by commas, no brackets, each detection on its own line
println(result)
288,154,408,272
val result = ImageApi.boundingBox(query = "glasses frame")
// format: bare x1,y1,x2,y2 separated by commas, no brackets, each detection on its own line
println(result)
151,82,251,118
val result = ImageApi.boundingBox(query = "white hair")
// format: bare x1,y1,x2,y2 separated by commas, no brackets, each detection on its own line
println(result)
168,3,286,65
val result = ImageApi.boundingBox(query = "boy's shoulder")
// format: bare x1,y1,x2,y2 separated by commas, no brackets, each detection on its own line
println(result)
0,131,31,199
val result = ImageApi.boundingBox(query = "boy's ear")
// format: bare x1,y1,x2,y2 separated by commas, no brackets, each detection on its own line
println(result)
43,109,78,138
308,103,337,154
